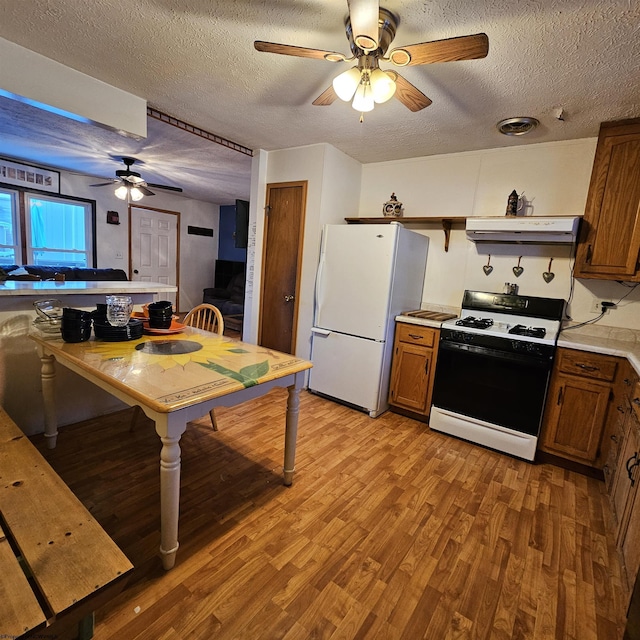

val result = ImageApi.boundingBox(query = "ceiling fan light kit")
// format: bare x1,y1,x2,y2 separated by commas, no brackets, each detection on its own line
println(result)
114,184,144,201
91,156,183,201
254,1,489,118
333,66,362,101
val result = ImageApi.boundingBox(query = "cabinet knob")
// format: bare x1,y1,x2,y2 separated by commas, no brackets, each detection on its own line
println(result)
611,434,618,443
633,397,640,406
618,405,626,413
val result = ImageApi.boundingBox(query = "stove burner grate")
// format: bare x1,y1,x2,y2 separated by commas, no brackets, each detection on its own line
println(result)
455,316,494,329
508,324,546,338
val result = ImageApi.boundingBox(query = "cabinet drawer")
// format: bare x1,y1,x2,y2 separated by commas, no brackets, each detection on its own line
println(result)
396,323,436,347
557,349,618,382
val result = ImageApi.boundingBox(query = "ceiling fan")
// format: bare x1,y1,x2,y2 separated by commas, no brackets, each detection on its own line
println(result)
254,0,488,115
90,157,183,201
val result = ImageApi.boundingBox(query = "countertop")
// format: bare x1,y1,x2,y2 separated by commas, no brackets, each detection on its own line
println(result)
396,311,640,376
0,280,177,296
558,326,640,376
395,309,458,330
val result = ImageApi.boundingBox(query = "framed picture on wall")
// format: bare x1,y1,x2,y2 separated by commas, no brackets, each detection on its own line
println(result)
0,157,60,193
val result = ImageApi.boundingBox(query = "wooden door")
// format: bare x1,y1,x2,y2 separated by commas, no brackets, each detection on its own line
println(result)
258,182,306,354
130,205,180,309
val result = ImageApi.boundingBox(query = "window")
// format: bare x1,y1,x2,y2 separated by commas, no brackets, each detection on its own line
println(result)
0,188,95,267
25,194,93,266
0,189,20,265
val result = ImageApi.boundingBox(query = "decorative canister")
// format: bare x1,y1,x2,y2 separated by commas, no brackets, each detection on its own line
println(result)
382,193,404,217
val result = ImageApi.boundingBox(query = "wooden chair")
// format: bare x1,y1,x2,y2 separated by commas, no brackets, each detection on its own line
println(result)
183,303,225,336
183,304,225,430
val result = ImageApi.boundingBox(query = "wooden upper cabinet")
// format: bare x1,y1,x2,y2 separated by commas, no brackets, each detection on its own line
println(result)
575,118,640,281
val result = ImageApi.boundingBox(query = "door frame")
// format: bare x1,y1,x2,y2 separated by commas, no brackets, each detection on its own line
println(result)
128,203,181,311
258,181,307,353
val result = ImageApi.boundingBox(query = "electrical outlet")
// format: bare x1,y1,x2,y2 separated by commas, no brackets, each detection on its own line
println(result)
591,299,612,313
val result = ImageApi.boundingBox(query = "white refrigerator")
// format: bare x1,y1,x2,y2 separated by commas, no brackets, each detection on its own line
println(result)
309,222,429,417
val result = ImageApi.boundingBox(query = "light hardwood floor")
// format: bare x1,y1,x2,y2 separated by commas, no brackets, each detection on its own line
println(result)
32,389,628,639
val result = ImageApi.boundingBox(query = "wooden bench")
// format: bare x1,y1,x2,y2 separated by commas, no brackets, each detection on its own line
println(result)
0,407,133,639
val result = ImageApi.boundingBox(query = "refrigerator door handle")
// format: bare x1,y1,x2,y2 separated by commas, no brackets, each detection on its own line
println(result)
314,250,326,321
311,327,331,336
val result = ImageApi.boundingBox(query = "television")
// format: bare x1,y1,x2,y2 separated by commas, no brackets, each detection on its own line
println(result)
235,199,249,249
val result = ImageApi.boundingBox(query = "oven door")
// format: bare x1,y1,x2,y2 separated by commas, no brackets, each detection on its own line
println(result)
431,340,553,436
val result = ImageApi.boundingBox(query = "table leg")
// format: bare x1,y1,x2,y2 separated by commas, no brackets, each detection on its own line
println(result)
40,352,58,449
158,433,181,569
283,376,302,486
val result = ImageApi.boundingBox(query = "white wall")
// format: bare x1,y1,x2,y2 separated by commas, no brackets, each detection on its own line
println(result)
245,143,361,358
59,171,219,312
360,138,640,330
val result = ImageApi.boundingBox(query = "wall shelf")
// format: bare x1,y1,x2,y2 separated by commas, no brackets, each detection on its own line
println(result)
344,217,467,252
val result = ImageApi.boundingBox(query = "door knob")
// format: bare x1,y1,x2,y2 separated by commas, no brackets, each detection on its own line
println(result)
133,269,139,274
284,294,295,302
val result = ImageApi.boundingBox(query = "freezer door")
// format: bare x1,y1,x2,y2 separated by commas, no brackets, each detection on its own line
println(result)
308,329,389,416
315,224,398,341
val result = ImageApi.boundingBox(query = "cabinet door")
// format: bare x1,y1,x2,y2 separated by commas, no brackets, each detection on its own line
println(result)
618,416,640,591
389,342,432,414
575,120,640,280
540,373,611,464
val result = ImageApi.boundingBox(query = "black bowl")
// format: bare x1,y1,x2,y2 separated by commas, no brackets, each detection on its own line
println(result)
148,300,173,311
61,325,92,343
63,307,92,321
148,316,172,329
61,316,92,330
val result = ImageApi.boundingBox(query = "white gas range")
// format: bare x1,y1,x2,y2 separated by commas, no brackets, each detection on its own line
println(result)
430,290,566,461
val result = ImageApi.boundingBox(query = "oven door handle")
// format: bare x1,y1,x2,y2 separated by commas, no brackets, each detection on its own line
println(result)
438,340,550,367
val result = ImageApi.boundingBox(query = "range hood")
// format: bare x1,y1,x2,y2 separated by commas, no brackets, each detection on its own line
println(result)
466,216,580,244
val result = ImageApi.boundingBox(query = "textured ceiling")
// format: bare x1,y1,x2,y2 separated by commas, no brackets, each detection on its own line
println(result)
0,0,639,204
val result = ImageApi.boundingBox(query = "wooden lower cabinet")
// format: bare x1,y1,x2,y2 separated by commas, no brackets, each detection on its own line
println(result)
540,348,621,466
611,381,640,596
388,322,439,420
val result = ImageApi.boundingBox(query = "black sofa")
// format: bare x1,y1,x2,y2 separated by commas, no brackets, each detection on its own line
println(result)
203,270,245,317
1,265,128,281
202,260,246,321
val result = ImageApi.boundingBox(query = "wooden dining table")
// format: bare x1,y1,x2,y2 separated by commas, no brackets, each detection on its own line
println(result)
30,327,312,570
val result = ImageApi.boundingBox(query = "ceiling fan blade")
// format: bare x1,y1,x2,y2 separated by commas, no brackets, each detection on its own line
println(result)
137,185,155,196
89,181,116,187
348,0,380,52
146,183,183,193
254,41,347,62
392,73,432,112
389,33,489,66
312,86,339,106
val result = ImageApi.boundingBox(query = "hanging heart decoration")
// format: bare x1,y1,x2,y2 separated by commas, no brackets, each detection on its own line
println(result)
483,254,493,275
512,256,524,277
543,258,555,283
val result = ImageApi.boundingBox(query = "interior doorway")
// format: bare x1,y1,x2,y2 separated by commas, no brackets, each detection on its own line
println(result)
258,181,307,355
129,205,180,310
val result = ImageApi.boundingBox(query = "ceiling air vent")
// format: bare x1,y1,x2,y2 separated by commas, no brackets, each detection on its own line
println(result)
497,117,539,136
